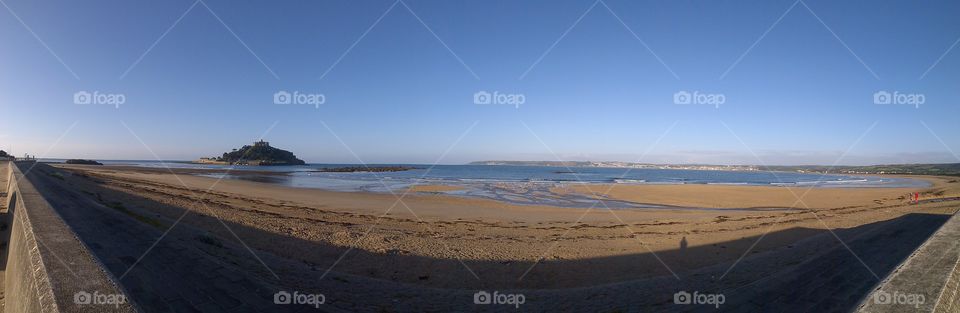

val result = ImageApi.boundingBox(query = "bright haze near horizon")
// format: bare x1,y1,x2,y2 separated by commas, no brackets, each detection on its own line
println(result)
0,0,958,165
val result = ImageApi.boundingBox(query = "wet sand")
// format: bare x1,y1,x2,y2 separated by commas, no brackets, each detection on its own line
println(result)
52,164,960,290
406,184,467,193
560,181,931,210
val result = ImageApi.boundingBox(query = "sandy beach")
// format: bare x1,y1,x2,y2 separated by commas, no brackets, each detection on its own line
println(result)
46,164,960,293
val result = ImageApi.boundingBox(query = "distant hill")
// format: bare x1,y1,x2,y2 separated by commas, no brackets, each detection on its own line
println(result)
198,140,305,166
0,150,12,160
65,159,103,165
468,160,595,167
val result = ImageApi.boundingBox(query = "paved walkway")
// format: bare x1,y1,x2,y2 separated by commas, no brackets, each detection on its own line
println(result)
856,212,960,312
719,212,950,312
23,164,310,313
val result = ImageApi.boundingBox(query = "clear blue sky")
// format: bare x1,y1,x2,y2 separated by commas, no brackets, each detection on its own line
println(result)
1,0,957,165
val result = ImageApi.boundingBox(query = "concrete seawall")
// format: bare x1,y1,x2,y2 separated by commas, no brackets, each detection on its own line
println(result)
856,211,960,312
1,161,136,313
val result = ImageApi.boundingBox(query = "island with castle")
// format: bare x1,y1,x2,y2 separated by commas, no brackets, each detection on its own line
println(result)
196,140,306,166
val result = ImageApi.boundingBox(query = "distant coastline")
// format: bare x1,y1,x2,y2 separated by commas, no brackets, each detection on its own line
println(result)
310,166,421,173
468,160,960,177
468,160,759,171
64,159,103,165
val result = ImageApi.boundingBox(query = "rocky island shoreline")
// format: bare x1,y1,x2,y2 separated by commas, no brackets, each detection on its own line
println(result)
196,140,306,166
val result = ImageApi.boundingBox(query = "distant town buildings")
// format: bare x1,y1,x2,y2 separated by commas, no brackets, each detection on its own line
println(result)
472,160,759,171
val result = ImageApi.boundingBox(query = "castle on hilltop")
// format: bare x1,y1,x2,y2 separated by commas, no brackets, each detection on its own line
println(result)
195,139,304,166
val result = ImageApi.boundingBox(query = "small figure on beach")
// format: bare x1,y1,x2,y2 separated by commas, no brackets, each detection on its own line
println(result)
680,236,688,251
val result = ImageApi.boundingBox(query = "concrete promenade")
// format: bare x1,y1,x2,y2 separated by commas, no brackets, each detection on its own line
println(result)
1,161,136,312
856,211,960,312
14,162,302,312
